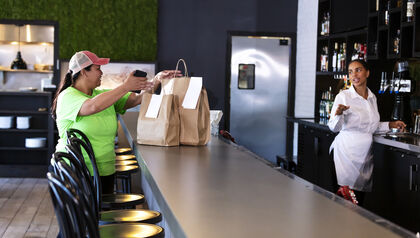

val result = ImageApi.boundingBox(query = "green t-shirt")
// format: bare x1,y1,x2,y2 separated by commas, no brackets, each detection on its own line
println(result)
55,87,131,176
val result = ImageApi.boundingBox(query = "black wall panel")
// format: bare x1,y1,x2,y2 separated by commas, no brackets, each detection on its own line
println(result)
157,0,298,128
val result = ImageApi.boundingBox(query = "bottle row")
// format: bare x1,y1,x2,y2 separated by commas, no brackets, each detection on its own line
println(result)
378,61,415,94
319,42,367,72
378,0,415,24
319,87,335,119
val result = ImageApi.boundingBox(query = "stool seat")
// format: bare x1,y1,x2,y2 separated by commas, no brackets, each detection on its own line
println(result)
115,160,138,166
115,147,133,155
100,209,162,224
116,154,137,161
116,165,139,174
100,223,164,238
102,193,144,208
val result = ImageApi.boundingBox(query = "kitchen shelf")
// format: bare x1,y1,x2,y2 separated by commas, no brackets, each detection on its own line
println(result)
0,67,53,74
0,147,48,151
0,129,48,133
0,110,49,114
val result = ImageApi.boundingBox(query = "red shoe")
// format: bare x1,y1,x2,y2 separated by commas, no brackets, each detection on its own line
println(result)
337,186,358,205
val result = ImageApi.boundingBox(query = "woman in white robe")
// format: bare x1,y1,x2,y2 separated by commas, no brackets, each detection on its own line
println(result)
328,59,406,205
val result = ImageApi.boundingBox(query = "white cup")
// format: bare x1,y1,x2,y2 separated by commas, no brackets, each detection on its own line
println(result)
0,116,13,129
16,116,31,129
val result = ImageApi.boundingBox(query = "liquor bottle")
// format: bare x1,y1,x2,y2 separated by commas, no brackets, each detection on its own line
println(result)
332,43,339,72
358,44,364,61
397,0,402,8
393,29,401,54
407,0,415,22
363,43,367,61
326,12,330,35
337,43,343,72
385,0,391,25
351,43,359,60
341,43,347,72
320,46,328,71
376,0,380,11
320,12,326,35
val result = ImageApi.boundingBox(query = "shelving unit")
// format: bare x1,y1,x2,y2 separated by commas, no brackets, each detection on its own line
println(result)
315,0,420,119
0,91,54,177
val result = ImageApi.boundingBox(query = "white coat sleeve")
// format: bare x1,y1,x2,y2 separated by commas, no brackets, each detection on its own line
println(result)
376,121,390,132
328,93,346,133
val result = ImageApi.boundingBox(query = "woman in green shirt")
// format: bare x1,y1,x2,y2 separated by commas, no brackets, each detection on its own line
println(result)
51,51,180,194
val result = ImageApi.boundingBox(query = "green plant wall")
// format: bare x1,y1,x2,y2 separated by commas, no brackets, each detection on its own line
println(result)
0,0,157,61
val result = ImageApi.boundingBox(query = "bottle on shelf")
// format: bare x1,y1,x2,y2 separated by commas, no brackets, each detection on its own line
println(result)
397,0,402,8
376,0,380,11
363,43,367,61
407,0,415,22
332,42,339,72
351,43,359,61
325,12,330,35
337,43,343,72
385,0,391,25
393,29,401,54
320,46,328,72
320,12,326,36
340,43,347,72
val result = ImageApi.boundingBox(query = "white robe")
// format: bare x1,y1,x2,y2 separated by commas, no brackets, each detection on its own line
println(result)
328,86,389,192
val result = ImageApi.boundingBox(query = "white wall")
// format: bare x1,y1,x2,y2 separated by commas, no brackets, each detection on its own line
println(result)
293,0,318,155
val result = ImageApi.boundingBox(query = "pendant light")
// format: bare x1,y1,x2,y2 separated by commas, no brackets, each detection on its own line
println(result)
11,24,27,70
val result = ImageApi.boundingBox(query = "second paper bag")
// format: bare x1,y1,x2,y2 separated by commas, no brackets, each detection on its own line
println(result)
137,93,180,146
162,59,210,145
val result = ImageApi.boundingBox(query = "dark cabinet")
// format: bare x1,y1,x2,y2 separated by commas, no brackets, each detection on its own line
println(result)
297,124,337,193
0,92,55,177
365,143,420,233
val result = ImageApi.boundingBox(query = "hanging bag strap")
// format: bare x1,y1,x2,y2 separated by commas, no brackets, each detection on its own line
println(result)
175,59,189,78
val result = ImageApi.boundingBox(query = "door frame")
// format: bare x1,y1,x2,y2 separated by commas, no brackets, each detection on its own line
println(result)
224,31,296,158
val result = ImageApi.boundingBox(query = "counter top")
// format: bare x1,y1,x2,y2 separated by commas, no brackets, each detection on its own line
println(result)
291,117,420,154
120,112,414,238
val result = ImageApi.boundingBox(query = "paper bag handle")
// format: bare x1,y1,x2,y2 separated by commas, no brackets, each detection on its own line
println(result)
175,59,189,78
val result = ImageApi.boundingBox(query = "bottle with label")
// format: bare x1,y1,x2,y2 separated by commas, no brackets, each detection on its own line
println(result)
332,43,339,72
407,0,415,22
320,46,328,71
351,43,359,60
325,12,330,35
320,12,326,35
393,29,401,54
337,43,343,72
340,43,347,72
397,0,402,8
385,0,391,25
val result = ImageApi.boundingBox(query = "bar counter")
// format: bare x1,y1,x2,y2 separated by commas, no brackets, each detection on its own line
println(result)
119,112,413,238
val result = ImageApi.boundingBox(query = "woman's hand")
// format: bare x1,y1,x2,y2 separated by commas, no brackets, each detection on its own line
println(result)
389,120,406,131
123,71,154,92
335,104,350,116
153,70,183,84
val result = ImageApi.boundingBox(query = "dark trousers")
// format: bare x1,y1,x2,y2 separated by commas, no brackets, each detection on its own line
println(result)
100,174,115,194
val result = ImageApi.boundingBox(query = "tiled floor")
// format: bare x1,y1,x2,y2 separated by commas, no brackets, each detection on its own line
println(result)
0,178,59,238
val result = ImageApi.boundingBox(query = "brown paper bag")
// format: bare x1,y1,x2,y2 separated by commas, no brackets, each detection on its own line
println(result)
137,93,180,146
162,59,210,145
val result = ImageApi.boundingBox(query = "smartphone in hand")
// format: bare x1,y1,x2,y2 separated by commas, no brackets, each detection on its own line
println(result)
132,70,148,93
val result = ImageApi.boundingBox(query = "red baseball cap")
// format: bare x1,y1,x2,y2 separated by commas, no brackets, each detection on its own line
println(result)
68,50,110,75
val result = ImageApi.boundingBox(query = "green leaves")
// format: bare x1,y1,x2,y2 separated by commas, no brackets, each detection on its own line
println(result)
0,0,157,61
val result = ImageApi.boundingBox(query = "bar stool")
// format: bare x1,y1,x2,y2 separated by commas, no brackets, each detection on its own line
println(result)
115,164,139,193
115,154,137,161
47,172,164,238
115,147,132,155
65,137,144,209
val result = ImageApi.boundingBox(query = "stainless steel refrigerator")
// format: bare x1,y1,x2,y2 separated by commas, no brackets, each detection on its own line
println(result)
229,35,292,164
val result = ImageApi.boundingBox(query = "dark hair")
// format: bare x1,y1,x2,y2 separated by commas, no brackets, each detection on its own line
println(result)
51,65,93,120
348,59,370,71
